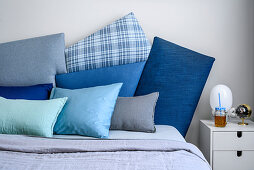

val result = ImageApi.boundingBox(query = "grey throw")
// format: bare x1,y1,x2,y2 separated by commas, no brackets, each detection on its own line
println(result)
0,134,211,170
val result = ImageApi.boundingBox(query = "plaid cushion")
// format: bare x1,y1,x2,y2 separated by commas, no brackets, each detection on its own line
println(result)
65,12,151,72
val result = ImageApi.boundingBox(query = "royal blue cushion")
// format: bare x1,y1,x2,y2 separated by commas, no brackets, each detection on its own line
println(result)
135,37,215,137
0,84,53,100
56,62,145,97
51,83,122,138
65,12,151,72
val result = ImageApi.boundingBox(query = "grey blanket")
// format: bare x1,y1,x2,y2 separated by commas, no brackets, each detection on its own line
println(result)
0,134,211,170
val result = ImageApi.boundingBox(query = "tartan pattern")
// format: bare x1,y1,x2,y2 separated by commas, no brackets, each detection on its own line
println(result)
65,13,151,73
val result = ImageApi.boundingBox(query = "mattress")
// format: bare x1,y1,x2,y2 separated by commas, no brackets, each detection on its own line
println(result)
53,125,186,142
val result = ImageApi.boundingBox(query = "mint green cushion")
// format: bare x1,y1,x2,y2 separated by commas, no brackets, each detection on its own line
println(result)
0,97,67,137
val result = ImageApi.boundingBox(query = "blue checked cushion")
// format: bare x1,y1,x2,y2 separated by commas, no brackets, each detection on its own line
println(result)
65,12,151,72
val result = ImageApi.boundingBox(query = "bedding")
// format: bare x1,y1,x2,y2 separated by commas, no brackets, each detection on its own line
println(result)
110,92,159,132
0,84,53,100
50,83,122,138
0,134,210,170
0,33,66,86
65,12,151,72
56,61,146,97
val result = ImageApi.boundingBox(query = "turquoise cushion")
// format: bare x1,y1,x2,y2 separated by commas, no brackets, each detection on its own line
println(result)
51,83,122,138
0,97,67,137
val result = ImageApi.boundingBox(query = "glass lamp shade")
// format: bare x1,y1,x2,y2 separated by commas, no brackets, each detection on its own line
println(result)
210,85,233,112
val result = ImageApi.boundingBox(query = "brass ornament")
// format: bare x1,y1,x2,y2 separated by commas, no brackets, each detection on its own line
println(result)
235,104,252,125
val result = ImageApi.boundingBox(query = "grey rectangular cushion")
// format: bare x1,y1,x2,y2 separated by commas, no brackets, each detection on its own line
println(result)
0,33,67,86
110,92,159,132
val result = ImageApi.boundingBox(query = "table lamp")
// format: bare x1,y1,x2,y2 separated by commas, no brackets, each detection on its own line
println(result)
210,84,233,115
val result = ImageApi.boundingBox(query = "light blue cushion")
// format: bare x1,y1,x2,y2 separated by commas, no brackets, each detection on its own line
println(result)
51,83,122,138
135,37,215,137
65,12,151,72
56,62,145,97
0,97,67,137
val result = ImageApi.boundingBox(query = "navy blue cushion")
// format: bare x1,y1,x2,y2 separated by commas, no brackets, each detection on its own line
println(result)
0,84,53,100
135,37,215,136
56,62,146,97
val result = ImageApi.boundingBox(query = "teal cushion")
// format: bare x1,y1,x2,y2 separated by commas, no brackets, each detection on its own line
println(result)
0,97,67,137
51,83,122,138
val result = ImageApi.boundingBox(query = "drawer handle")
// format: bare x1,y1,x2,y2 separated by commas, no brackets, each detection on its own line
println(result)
237,151,242,157
237,131,242,138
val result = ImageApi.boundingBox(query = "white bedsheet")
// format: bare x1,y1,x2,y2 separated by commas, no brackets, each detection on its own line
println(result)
53,125,185,142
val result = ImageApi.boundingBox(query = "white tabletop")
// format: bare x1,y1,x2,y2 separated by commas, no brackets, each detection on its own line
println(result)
201,119,254,132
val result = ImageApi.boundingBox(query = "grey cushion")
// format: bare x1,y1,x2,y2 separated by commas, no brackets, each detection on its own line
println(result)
0,33,67,86
110,92,159,132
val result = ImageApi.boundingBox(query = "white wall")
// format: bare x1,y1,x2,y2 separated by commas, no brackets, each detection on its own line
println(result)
0,0,253,147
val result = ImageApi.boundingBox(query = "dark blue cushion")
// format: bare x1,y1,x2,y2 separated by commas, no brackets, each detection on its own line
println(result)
56,62,146,97
0,84,53,100
135,37,215,137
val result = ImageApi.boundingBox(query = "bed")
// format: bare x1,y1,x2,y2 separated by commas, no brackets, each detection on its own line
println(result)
0,11,214,170
0,125,210,170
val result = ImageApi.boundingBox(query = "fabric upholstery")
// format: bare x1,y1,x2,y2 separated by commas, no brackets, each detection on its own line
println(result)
135,37,215,136
65,12,151,72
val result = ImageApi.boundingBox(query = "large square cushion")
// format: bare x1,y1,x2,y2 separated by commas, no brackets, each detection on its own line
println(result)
135,37,215,136
0,33,67,86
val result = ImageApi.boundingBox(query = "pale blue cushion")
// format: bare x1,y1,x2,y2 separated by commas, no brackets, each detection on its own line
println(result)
0,97,67,137
51,83,122,138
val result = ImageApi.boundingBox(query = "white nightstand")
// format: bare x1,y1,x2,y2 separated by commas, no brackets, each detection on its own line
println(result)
200,119,254,170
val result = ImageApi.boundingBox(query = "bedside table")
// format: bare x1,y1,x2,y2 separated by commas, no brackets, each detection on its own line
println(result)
200,119,254,170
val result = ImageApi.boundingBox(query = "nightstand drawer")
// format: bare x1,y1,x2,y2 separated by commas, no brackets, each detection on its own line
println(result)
213,151,254,170
213,132,254,150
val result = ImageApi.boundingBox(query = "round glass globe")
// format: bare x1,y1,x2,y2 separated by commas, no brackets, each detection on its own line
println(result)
210,84,233,112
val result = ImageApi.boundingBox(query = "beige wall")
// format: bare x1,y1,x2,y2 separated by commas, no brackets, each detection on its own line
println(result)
0,0,253,147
